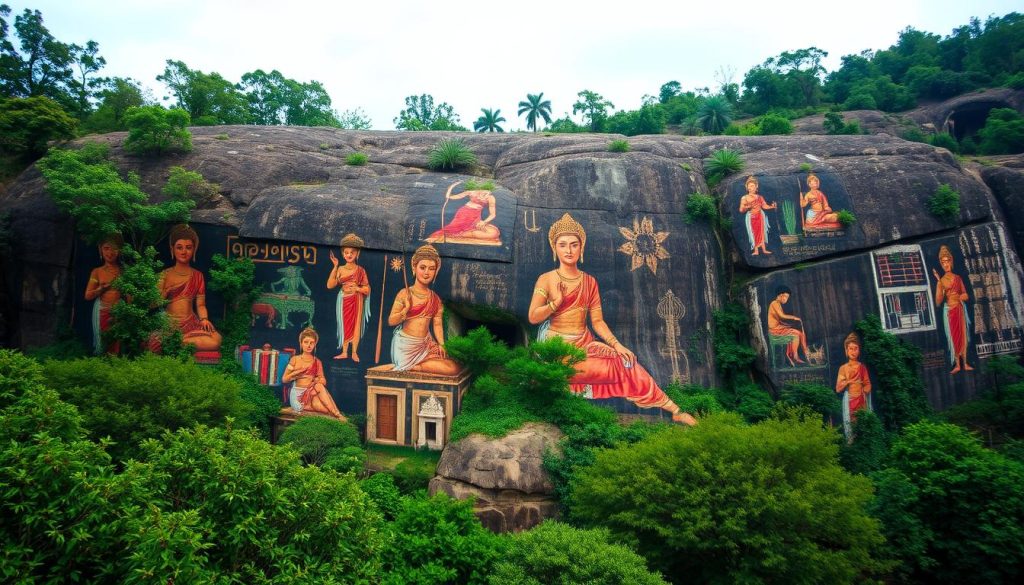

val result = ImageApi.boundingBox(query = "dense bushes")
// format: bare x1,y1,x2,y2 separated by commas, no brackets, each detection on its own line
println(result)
871,422,1024,583
570,414,886,583
490,522,667,585
41,355,247,461
0,352,385,583
278,410,360,466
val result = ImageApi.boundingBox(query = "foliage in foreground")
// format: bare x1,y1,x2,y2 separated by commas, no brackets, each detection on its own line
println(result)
489,521,667,585
0,351,385,583
41,354,247,462
570,413,886,584
382,493,504,585
871,421,1024,584
279,415,361,466
926,183,961,226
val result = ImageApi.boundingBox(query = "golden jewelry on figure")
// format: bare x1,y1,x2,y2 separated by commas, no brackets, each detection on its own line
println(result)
556,269,583,283
548,212,586,263
409,288,428,299
534,288,549,298
938,245,953,262
547,301,557,312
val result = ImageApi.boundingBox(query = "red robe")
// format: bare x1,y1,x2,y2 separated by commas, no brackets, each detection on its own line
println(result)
427,192,500,241
544,274,672,410
942,273,970,361
163,269,206,334
336,266,369,348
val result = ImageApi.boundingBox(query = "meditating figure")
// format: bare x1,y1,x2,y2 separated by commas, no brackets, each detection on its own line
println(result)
932,245,973,374
836,332,872,438
424,180,501,245
327,233,370,361
158,224,222,352
282,327,345,420
738,175,776,256
387,244,462,376
768,286,809,366
84,234,123,354
528,213,696,425
800,173,842,230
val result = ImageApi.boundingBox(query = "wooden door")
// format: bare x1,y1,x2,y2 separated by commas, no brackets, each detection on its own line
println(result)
376,394,398,441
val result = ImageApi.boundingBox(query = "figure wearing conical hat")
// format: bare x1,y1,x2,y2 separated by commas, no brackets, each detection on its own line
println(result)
328,233,371,361
528,213,696,425
932,245,973,374
386,244,462,376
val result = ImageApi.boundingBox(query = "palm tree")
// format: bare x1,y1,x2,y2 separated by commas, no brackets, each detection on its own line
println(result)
695,96,733,134
473,108,506,133
518,92,552,132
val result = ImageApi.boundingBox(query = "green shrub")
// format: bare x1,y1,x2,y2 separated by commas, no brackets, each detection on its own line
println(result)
927,132,960,153
427,138,477,171
570,414,886,583
208,254,259,358
360,472,403,520
128,425,384,582
781,381,841,420
0,96,77,161
122,105,192,155
346,151,369,165
823,112,861,135
322,445,368,474
799,162,813,172
838,409,889,475
0,381,131,583
384,493,505,585
926,184,960,226
836,209,857,226
42,355,246,462
871,421,1024,584
219,361,283,439
754,112,793,135
392,453,439,494
704,148,744,188
902,128,927,143
684,192,718,224
462,179,495,191
843,91,878,111
278,416,361,466
490,522,667,585
607,139,630,152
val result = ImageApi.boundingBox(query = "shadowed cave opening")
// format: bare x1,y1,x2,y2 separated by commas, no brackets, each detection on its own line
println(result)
448,303,525,349
945,100,1009,141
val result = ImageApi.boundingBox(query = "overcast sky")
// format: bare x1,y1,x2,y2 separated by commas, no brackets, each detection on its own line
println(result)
6,0,1021,130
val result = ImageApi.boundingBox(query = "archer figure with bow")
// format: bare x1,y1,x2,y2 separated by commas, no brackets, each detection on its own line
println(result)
424,179,502,246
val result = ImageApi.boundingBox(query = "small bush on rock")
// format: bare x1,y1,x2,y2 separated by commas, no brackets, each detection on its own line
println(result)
427,138,476,171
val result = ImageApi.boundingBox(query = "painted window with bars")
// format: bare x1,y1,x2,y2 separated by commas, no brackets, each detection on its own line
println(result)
871,245,936,334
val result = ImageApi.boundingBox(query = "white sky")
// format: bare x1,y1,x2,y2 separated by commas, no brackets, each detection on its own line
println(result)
5,0,1021,130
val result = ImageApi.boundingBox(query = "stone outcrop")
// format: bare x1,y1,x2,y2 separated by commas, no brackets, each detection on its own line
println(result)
428,423,563,533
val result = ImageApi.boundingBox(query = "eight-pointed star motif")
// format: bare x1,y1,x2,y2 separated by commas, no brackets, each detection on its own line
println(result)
618,216,670,274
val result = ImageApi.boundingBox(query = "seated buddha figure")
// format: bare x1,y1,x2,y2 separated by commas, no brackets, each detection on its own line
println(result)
158,224,222,352
528,212,696,425
800,173,842,231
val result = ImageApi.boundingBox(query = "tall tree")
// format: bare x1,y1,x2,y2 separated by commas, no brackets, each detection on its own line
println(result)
0,6,84,108
393,94,464,131
82,76,147,133
473,107,505,132
157,59,247,125
337,107,372,130
68,40,105,118
695,95,733,134
659,80,681,104
517,92,552,132
572,89,614,132
238,69,286,125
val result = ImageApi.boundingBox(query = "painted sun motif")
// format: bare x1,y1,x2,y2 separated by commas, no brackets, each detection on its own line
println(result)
618,216,670,274
390,257,405,272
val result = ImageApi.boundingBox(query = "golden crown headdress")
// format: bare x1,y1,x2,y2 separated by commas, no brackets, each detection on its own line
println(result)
548,212,586,263
340,233,364,249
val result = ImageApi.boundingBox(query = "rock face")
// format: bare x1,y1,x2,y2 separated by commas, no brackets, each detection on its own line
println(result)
1,125,1023,419
429,423,564,533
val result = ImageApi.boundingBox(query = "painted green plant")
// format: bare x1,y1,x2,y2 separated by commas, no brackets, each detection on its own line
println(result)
781,199,797,234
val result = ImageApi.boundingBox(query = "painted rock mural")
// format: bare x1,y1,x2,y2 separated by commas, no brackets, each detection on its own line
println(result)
1,126,1022,442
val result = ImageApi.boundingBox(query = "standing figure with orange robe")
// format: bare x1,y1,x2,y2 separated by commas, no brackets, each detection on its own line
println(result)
327,233,371,361
282,327,346,420
738,175,776,255
387,244,462,376
425,180,502,245
800,173,842,230
84,234,123,354
836,332,872,439
932,245,973,374
528,213,696,425
158,224,222,352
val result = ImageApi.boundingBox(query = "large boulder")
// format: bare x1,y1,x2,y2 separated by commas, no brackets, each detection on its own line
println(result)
429,423,564,533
